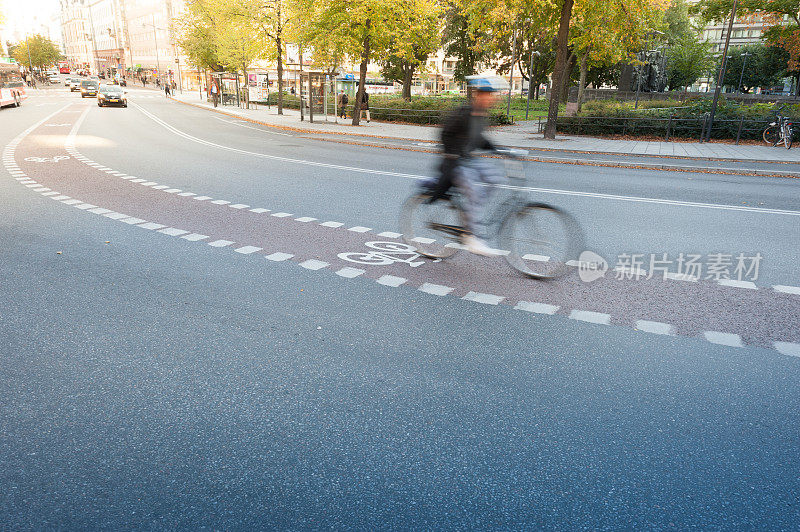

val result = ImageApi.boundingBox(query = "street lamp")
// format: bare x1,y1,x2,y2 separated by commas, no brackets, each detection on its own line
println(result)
738,51,752,93
525,50,541,120
703,0,738,143
143,16,162,85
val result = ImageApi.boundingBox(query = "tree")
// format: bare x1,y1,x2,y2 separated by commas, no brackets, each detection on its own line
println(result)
10,34,62,70
215,14,265,105
174,0,225,72
544,0,574,139
664,35,714,89
719,42,788,91
304,0,396,125
441,0,491,82
380,0,441,100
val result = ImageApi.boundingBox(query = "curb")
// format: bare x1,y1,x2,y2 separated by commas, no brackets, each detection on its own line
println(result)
167,96,800,179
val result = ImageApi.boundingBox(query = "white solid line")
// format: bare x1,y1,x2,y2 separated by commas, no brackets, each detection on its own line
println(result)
377,232,402,238
193,196,212,201
418,283,454,296
249,208,270,213
774,285,800,295
336,267,365,278
158,228,190,236
462,291,505,305
717,279,758,290
271,212,292,217
229,204,250,209
138,222,167,230
210,199,231,205
208,239,235,247
703,331,744,348
569,310,612,325
515,301,560,315
299,259,330,270
295,217,317,222
774,342,800,357
234,245,263,254
119,217,146,225
377,275,407,287
181,233,209,241
635,320,675,335
348,226,371,233
320,221,344,228
265,252,294,261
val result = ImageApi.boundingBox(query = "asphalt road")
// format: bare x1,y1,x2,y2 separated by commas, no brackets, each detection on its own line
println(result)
2,86,800,529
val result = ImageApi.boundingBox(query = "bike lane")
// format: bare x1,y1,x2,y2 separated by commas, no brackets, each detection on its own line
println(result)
6,103,800,353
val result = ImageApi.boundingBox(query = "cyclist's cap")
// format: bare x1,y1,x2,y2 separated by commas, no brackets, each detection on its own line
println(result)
466,75,509,92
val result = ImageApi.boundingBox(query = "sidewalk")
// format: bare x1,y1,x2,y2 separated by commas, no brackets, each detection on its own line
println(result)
167,91,800,164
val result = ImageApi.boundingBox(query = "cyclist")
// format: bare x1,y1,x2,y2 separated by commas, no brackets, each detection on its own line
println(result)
427,75,507,256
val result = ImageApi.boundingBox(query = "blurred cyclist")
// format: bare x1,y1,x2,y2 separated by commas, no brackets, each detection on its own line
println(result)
428,75,507,256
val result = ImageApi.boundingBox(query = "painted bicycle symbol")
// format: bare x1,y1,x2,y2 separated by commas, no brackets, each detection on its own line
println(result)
338,241,432,267
24,155,70,163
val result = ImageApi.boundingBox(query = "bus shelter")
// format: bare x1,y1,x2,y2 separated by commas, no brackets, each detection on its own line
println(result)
209,72,240,107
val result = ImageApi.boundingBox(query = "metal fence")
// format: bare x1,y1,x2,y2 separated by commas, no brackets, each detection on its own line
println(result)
539,114,773,144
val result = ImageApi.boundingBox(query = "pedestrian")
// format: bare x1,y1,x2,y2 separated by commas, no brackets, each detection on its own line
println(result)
165,83,171,97
337,89,348,119
211,82,219,107
360,90,370,123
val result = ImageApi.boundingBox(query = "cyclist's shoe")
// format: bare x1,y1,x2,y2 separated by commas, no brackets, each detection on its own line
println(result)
463,235,495,256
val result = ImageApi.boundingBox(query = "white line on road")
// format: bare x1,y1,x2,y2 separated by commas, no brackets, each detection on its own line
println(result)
234,245,262,254
181,233,209,241
208,239,235,247
635,320,675,335
462,292,504,305
158,228,190,236
515,301,560,315
569,310,612,325
377,275,407,287
336,267,365,278
703,331,744,348
418,283,454,296
265,252,294,261
299,259,330,270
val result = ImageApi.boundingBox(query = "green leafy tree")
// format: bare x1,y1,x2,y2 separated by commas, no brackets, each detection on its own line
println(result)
441,0,491,82
380,0,441,100
664,34,714,89
174,0,225,72
719,43,788,92
10,34,62,70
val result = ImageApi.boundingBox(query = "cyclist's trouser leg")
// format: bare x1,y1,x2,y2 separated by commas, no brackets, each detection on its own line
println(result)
455,158,503,236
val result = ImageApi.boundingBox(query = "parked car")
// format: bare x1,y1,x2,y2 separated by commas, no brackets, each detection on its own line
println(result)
80,80,99,97
97,85,127,107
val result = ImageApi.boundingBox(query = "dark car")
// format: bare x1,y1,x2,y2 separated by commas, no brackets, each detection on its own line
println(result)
97,85,127,107
80,80,99,97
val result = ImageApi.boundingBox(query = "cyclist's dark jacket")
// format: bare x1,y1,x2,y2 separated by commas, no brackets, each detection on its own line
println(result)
432,103,496,198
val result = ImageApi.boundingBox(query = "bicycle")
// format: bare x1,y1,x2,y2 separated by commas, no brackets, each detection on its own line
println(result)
762,107,793,149
399,149,585,280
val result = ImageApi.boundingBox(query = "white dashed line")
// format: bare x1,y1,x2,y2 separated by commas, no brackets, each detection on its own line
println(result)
299,259,330,270
87,207,113,215
208,239,235,247
31,187,50,192
177,192,196,197
265,252,294,261
181,233,209,242
129,178,146,183
103,212,130,220
569,310,611,325
151,185,169,190
229,204,250,209
140,181,158,186
462,292,504,305
41,191,60,196
664,272,699,282
377,232,402,239
635,320,675,335
271,212,292,217
193,196,212,201
418,283,454,296
336,267,365,278
320,221,344,228
119,217,146,224
515,301,560,315
74,203,98,210
774,342,800,357
158,228,190,237
295,217,317,222
774,285,800,295
718,279,758,290
234,245,263,254
249,208,270,213
522,254,550,262
348,226,371,233
377,275,407,287
164,188,182,194
210,200,231,205
703,331,744,348
411,236,435,244
138,222,167,230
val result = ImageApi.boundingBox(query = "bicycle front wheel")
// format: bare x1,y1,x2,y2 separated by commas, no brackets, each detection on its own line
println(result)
499,203,584,280
763,126,779,146
400,193,462,259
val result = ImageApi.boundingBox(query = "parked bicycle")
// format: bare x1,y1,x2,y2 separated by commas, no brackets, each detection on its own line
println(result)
400,149,585,280
762,106,793,149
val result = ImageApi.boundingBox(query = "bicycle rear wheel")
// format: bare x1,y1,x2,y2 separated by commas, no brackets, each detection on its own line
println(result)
400,193,463,259
763,126,779,146
499,203,584,280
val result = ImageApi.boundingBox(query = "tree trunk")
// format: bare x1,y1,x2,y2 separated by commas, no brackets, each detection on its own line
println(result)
276,36,284,115
544,0,574,139
352,27,370,126
402,65,414,100
560,52,576,104
576,50,588,112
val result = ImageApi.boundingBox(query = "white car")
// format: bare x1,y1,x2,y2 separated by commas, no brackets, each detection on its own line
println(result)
48,74,60,83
